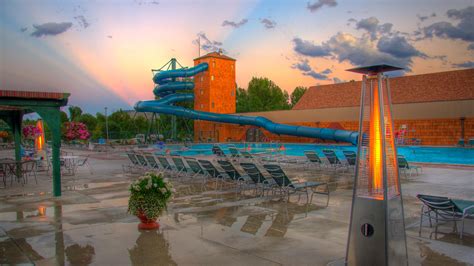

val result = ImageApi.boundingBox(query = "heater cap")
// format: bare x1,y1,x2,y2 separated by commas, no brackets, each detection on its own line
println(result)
347,64,403,74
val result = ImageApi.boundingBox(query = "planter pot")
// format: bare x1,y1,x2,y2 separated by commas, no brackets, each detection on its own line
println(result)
136,211,159,230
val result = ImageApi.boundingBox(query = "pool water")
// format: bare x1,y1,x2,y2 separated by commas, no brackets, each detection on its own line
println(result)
164,143,474,166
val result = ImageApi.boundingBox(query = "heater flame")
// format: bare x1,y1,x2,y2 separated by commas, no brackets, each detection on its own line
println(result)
369,83,383,199
35,120,44,151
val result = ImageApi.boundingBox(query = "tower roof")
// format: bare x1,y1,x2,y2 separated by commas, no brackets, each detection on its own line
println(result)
194,52,236,61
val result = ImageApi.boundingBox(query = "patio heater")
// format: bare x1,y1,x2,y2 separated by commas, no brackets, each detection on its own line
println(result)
345,65,408,265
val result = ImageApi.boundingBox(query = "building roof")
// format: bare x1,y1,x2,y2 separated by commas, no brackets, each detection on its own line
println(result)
194,52,236,61
293,68,474,110
0,90,70,100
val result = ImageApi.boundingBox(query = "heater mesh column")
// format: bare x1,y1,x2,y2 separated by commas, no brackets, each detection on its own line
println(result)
346,70,408,266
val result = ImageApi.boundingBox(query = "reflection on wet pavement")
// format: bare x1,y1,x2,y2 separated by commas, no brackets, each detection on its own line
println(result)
0,157,472,265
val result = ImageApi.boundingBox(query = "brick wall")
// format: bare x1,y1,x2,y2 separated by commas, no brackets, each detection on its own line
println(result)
209,117,473,146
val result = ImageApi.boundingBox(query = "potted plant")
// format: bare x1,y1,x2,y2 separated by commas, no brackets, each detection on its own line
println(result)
128,172,174,230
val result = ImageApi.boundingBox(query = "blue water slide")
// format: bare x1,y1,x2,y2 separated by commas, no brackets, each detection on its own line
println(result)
135,62,359,145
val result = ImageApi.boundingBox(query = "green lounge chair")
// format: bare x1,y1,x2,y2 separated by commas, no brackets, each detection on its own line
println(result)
342,150,356,167
134,153,149,169
398,156,422,176
417,194,474,239
228,146,241,158
240,162,274,196
263,164,329,205
171,157,191,177
143,153,160,170
303,150,322,168
156,156,173,172
185,158,206,178
322,149,346,171
198,159,227,189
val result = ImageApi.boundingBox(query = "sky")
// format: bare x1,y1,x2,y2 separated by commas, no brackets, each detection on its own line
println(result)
1,0,473,114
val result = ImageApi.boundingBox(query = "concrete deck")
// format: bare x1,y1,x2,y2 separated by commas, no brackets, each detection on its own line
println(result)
0,148,473,265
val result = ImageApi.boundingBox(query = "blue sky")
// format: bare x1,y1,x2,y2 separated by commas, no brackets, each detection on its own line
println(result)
1,0,473,114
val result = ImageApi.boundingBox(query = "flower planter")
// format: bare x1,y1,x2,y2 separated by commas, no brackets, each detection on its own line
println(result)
137,211,159,230
128,172,173,231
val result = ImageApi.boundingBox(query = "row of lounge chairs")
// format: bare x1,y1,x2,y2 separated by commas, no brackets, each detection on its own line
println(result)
214,145,422,177
124,151,329,205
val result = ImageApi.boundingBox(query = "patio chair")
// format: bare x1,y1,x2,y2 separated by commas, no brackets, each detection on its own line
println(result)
303,150,323,168
263,164,329,205
240,162,275,196
398,156,422,177
322,149,346,171
21,160,38,184
417,194,474,239
75,155,93,174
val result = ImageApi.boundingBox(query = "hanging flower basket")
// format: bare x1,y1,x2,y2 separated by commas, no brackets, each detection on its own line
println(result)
128,172,174,230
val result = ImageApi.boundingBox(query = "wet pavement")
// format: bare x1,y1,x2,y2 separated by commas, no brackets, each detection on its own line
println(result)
0,148,473,265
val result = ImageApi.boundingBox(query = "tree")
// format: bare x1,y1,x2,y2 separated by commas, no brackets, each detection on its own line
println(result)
78,113,98,132
68,106,83,122
236,87,250,113
290,86,308,107
237,77,290,113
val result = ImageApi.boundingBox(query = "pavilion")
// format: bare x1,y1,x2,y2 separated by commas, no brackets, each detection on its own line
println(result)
0,90,69,196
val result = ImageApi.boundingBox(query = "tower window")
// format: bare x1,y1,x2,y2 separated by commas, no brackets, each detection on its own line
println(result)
200,89,203,95
200,104,204,109
200,76,203,82
211,75,214,81
212,61,216,68
212,102,215,108
231,90,234,96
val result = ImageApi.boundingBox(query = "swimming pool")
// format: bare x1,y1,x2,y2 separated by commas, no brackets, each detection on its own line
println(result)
164,143,474,166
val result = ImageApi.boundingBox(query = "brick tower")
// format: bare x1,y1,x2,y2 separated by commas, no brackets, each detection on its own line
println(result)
193,52,236,142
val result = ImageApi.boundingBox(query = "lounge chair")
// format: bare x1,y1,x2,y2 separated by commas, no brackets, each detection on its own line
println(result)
171,156,191,177
240,162,275,196
211,145,226,157
228,146,241,159
322,149,346,171
143,153,161,170
185,158,206,177
123,152,142,173
216,160,249,190
417,194,474,239
135,153,149,169
156,156,174,173
398,156,422,177
263,164,329,205
198,159,227,188
342,150,357,168
303,150,323,168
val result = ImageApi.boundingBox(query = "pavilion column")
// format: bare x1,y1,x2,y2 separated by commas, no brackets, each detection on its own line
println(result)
11,112,23,163
34,107,62,197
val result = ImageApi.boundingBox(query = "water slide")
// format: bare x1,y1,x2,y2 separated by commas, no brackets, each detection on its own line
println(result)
134,63,359,145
